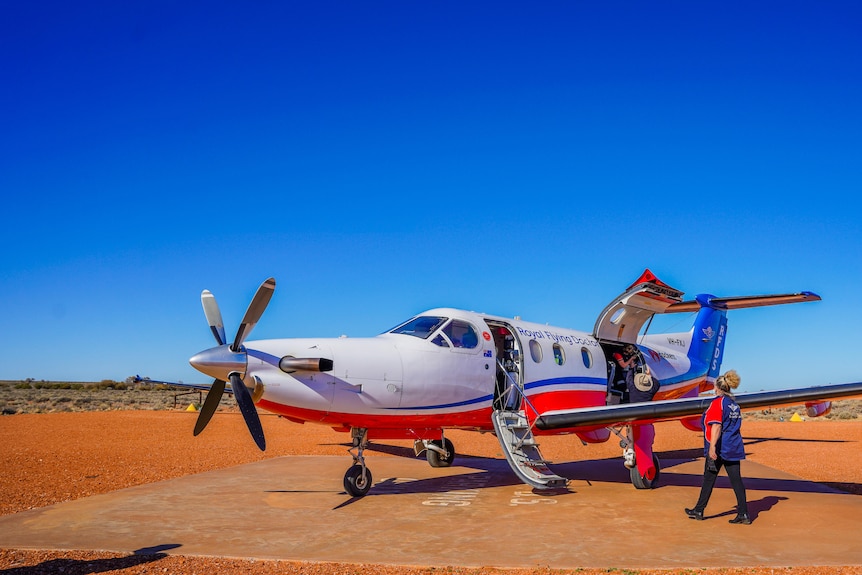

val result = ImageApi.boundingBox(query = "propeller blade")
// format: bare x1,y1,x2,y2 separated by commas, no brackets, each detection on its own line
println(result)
193,378,226,436
230,372,266,451
201,290,226,346
231,277,276,352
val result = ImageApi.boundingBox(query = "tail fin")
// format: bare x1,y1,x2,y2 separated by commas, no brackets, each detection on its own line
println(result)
687,295,729,381
683,291,820,382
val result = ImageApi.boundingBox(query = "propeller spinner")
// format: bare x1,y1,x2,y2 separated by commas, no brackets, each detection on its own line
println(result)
189,277,275,451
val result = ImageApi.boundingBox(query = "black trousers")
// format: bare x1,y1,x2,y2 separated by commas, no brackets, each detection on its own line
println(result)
693,457,748,516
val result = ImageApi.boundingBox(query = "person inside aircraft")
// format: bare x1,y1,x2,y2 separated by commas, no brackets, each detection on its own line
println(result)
609,344,638,403
628,361,659,403
443,320,479,349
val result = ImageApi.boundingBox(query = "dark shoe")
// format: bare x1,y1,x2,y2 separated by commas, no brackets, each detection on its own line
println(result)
729,514,751,525
684,507,704,520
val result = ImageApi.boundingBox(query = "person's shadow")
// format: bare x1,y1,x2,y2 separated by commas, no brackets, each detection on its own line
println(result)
707,495,788,522
747,495,788,521
0,544,181,575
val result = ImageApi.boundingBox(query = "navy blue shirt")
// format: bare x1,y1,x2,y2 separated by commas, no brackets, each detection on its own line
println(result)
702,395,745,461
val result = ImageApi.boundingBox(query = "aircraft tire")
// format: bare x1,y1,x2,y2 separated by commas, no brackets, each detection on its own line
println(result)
426,438,455,467
630,453,661,489
343,465,373,497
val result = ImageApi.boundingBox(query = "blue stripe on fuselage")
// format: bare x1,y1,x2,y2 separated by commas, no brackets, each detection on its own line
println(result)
389,376,606,411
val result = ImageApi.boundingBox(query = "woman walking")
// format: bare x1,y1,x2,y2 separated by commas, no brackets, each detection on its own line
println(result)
685,369,751,524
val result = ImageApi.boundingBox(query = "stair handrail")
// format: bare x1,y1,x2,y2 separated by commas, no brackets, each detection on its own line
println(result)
496,359,542,429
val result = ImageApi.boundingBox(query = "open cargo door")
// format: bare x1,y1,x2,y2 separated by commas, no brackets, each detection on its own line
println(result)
593,269,685,344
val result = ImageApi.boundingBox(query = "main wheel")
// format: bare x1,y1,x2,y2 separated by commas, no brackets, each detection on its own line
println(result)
343,464,373,497
630,453,661,489
425,438,455,467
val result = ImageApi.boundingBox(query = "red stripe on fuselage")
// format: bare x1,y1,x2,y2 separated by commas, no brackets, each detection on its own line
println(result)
256,381,705,437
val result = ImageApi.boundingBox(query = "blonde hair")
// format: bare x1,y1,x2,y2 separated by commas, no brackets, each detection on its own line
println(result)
715,369,741,396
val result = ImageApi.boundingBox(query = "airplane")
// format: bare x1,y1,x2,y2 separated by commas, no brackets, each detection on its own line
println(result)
179,269,862,497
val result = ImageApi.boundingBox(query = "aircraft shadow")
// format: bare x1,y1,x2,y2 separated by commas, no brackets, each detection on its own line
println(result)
550,456,861,496
0,545,181,575
316,443,861,501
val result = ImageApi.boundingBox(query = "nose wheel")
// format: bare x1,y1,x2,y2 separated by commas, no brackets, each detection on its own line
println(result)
344,428,373,497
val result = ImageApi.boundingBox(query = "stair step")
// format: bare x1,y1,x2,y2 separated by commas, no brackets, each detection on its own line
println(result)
492,409,568,491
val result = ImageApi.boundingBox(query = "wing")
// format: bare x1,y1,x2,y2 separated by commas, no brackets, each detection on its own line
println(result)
133,376,236,395
535,380,862,431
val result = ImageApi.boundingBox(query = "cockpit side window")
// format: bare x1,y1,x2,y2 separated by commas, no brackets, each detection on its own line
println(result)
389,316,448,339
443,320,480,349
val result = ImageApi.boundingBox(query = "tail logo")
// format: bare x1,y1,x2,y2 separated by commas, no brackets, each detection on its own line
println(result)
701,326,715,343
711,324,726,372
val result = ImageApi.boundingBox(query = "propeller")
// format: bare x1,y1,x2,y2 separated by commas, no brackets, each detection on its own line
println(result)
201,290,226,346
193,378,225,437
191,278,275,451
230,372,266,450
232,277,275,352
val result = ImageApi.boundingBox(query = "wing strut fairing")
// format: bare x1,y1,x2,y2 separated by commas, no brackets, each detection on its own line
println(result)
535,381,862,431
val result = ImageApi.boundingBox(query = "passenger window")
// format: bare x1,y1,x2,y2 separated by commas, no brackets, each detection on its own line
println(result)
529,339,543,363
443,320,479,348
553,343,565,366
581,347,592,369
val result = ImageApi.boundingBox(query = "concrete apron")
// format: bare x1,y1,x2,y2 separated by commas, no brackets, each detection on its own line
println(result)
1,455,860,569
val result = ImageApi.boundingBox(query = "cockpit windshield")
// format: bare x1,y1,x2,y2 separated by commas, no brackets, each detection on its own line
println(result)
388,316,448,339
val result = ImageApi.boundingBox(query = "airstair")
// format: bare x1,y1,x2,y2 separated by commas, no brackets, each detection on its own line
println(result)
492,368,568,490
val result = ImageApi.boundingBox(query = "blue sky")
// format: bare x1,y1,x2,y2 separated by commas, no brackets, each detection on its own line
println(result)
1,1,860,390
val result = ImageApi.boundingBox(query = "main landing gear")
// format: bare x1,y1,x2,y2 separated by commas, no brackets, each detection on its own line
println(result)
613,424,662,490
344,428,373,497
414,436,455,467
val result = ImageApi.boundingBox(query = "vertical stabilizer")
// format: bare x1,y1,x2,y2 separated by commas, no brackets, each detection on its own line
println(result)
686,294,729,382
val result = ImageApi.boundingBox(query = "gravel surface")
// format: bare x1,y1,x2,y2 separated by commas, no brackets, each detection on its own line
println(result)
1,410,860,574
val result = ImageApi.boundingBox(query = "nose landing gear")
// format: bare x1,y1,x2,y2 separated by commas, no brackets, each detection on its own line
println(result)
344,428,373,497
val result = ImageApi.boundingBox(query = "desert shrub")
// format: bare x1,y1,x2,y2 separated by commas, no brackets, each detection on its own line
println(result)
14,383,31,389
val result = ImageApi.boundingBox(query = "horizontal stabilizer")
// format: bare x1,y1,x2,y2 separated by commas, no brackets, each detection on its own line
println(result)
664,292,821,313
535,380,862,431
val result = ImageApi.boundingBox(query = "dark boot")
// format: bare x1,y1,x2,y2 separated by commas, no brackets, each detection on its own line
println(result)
684,507,704,520
728,513,751,524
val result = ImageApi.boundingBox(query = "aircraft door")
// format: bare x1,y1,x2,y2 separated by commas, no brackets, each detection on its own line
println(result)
486,321,523,411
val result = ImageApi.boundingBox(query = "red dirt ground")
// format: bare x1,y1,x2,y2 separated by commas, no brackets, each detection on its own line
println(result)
1,411,860,574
